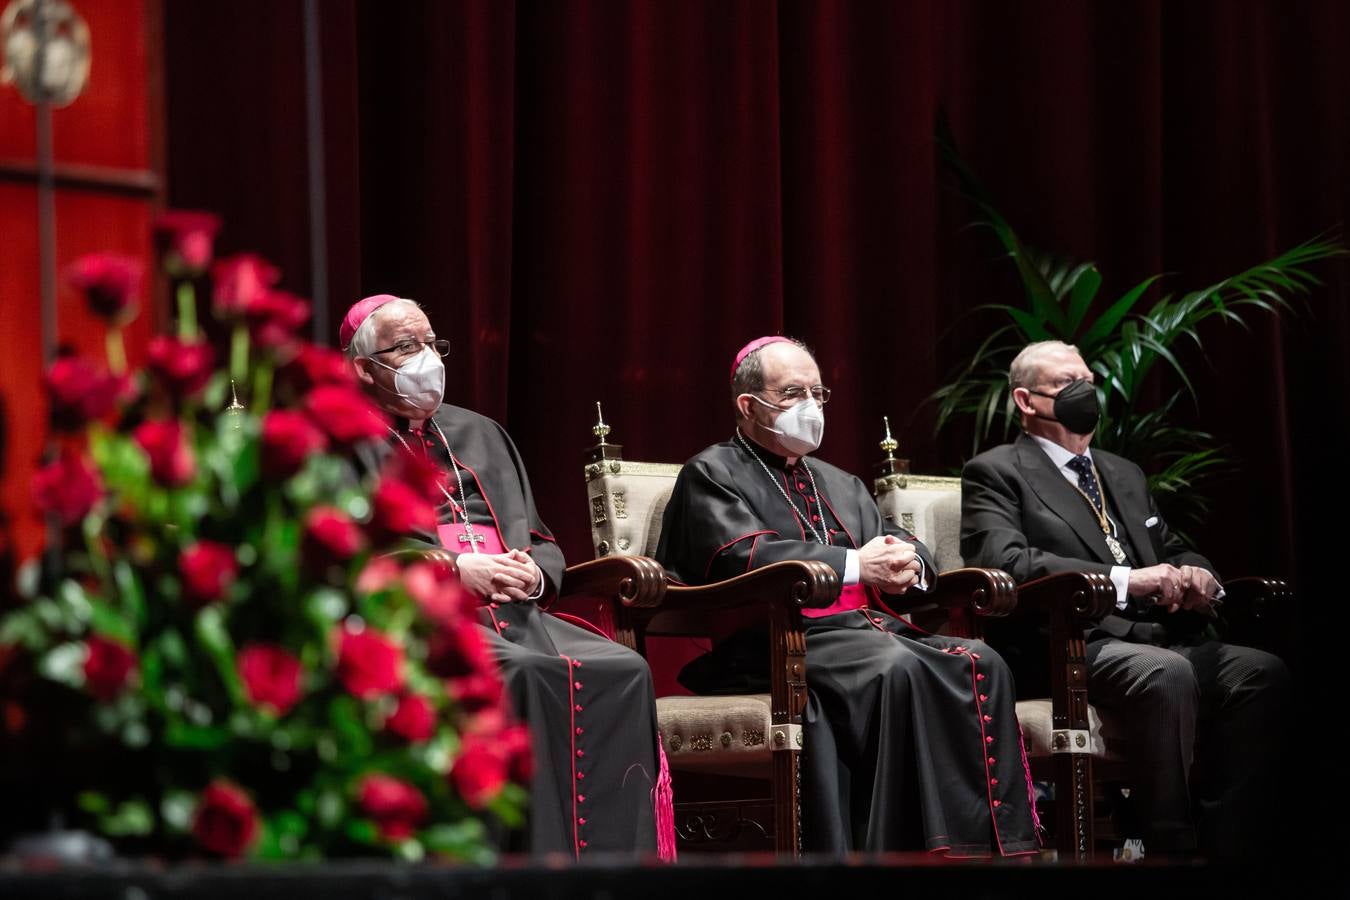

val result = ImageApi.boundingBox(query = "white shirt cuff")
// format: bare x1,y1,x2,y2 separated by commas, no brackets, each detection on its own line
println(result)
1110,566,1130,610
844,549,860,586
527,562,546,600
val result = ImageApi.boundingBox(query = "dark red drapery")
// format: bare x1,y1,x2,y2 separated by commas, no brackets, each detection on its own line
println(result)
164,1,1349,733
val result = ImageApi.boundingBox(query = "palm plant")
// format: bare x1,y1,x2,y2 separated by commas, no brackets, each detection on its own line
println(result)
933,133,1345,535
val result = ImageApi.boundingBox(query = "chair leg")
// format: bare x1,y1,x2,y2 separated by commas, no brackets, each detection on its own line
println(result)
1053,752,1095,860
773,749,802,856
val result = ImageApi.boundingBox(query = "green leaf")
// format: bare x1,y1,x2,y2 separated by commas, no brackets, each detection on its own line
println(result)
1065,266,1102,333
101,799,154,837
421,819,492,863
195,606,245,704
164,721,232,750
1078,274,1163,351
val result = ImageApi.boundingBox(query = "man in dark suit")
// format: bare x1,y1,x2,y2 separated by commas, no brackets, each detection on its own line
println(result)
960,340,1288,860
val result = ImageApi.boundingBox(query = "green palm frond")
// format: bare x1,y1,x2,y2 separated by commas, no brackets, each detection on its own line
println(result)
931,128,1346,523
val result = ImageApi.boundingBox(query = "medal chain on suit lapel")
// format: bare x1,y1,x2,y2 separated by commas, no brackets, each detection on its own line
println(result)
735,428,827,545
387,422,482,554
1065,456,1128,564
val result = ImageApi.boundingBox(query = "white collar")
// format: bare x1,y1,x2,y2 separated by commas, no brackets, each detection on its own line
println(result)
1029,432,1093,472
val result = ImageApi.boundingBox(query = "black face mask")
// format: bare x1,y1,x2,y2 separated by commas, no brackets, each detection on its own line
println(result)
1029,378,1100,435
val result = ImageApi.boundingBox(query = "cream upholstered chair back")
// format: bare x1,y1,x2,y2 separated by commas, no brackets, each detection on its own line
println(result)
870,417,965,572
583,404,681,558
873,472,965,572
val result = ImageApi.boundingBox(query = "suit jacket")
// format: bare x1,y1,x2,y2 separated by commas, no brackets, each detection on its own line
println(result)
961,432,1215,647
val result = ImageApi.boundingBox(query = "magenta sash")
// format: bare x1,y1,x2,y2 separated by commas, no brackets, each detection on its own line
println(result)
437,522,507,556
801,582,869,619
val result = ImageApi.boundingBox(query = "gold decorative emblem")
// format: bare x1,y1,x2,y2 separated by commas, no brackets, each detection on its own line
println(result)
689,733,712,751
719,732,732,748
743,730,764,747
668,734,682,751
590,495,608,527
900,512,916,533
2,0,91,108
611,490,627,519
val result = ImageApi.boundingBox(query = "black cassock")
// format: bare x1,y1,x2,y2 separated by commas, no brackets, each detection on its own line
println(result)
357,404,667,859
656,437,1039,856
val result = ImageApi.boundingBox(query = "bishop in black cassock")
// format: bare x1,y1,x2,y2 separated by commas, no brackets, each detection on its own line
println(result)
341,295,671,859
656,337,1038,856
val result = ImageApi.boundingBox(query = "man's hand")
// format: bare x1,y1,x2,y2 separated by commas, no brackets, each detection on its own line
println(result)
1128,563,1218,615
1178,564,1220,616
456,550,541,603
858,534,922,595
1127,563,1185,610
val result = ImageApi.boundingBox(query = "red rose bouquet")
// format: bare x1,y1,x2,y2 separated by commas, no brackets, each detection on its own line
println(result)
0,216,526,862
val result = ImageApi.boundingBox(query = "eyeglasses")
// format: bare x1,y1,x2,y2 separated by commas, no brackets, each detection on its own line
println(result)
761,385,831,404
371,339,451,358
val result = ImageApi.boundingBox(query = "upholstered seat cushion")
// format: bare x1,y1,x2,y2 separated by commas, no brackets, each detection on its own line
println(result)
1015,698,1125,761
656,694,772,776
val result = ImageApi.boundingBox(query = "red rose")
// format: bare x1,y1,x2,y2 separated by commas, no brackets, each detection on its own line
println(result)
304,384,388,445
355,557,401,595
245,290,310,350
133,419,195,487
357,774,428,841
450,735,508,809
403,560,474,625
212,253,280,317
32,452,101,526
425,620,492,679
369,477,437,538
65,253,141,323
147,335,215,399
259,409,328,480
384,447,451,501
45,356,121,429
237,643,303,715
304,506,367,561
192,780,260,857
179,541,239,606
82,636,137,701
335,624,404,699
283,344,353,394
447,670,504,715
385,693,436,743
500,723,534,783
155,210,221,273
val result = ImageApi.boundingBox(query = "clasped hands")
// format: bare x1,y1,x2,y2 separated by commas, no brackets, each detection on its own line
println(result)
859,534,923,594
1128,563,1221,616
456,548,541,603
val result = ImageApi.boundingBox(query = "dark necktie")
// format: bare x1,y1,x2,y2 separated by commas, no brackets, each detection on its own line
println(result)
1065,454,1102,512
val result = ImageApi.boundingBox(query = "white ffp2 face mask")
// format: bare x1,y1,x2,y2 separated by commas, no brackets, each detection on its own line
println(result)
370,347,445,414
751,395,825,456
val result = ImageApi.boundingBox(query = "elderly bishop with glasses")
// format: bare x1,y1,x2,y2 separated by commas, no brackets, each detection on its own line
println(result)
341,295,671,859
656,337,1039,856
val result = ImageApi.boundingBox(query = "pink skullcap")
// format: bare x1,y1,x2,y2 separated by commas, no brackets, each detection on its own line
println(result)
730,336,792,382
339,294,400,350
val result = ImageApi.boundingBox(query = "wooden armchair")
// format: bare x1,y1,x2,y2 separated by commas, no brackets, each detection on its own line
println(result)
870,423,1290,861
577,408,1017,855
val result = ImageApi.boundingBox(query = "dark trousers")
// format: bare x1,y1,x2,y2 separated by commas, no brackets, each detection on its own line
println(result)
1085,635,1290,859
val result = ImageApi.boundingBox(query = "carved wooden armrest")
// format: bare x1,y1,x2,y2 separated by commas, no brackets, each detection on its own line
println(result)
1220,576,1293,614
889,567,1017,617
1013,571,1117,622
658,560,840,614
379,546,457,569
559,556,667,608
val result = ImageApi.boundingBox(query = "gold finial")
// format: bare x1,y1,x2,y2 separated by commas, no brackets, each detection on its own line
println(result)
880,415,898,458
593,401,611,440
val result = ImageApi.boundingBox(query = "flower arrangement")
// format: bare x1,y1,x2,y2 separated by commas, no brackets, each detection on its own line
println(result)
0,214,528,861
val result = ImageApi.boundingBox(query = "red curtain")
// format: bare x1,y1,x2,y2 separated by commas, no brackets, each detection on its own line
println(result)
164,0,1349,651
